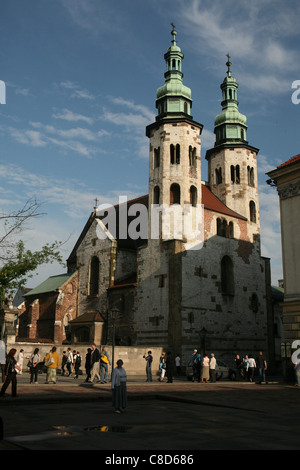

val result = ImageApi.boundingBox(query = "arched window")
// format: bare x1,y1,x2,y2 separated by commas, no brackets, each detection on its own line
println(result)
153,185,160,205
250,168,255,187
228,222,234,239
190,185,197,207
176,144,180,164
170,144,175,164
89,256,99,296
170,183,180,205
154,147,160,168
215,167,222,185
231,165,240,184
217,218,222,236
249,201,256,223
221,255,234,295
248,166,255,186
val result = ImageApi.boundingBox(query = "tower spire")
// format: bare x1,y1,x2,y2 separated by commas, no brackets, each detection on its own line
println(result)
213,55,248,147
153,26,193,122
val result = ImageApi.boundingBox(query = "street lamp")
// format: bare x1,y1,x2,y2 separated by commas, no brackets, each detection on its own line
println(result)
110,306,120,378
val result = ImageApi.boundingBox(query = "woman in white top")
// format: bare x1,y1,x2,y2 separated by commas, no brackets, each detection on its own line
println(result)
111,359,127,413
29,348,41,384
201,353,210,383
247,356,256,382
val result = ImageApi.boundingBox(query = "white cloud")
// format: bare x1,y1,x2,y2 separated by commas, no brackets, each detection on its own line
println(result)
177,0,300,95
52,108,94,125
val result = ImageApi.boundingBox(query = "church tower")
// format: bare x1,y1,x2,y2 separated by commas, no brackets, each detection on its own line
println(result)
205,56,261,240
146,26,203,243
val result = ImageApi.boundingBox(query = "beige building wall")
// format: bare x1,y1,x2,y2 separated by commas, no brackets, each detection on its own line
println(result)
267,156,300,342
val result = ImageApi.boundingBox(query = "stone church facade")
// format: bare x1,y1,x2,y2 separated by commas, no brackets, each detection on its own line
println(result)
15,29,274,367
64,29,273,366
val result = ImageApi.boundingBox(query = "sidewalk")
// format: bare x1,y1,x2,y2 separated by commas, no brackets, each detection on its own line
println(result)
0,372,299,451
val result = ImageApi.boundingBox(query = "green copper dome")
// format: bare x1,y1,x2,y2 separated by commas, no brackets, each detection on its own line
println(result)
214,56,248,146
155,26,192,121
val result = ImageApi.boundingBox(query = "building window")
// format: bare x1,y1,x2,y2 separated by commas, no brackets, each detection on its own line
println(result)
228,221,234,239
153,186,160,205
170,144,180,164
215,167,222,185
170,183,180,205
189,146,197,167
217,218,234,238
190,185,197,207
89,256,99,296
249,201,256,223
154,147,160,168
221,255,234,295
247,166,255,187
231,165,240,184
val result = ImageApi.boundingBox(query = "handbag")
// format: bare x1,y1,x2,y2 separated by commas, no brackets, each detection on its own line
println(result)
45,353,55,366
101,354,109,364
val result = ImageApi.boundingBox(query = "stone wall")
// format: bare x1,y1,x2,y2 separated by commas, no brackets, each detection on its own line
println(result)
9,342,164,376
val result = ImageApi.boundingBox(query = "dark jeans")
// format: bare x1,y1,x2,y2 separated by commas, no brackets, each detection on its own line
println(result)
146,366,152,382
67,362,72,376
30,365,39,383
0,372,17,396
210,369,216,382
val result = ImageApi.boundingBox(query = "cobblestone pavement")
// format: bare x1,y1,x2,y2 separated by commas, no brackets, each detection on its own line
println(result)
0,372,299,452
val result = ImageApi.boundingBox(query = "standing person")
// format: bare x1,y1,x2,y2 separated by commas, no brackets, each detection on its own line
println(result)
201,353,210,383
0,348,20,397
28,348,41,384
175,354,181,376
294,360,300,387
100,347,111,384
74,351,82,379
90,343,101,383
85,348,92,383
144,351,153,382
66,348,73,377
111,359,127,413
247,355,256,382
44,346,60,384
61,351,67,376
166,351,173,383
191,349,201,382
243,355,249,381
16,349,24,374
158,352,166,382
235,354,243,380
0,340,6,383
72,350,77,373
209,353,217,383
256,351,268,384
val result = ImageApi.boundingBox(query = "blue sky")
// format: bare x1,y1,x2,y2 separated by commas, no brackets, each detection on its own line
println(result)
1,0,300,287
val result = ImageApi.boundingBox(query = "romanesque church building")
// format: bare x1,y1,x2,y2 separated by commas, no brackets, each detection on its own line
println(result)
17,29,273,366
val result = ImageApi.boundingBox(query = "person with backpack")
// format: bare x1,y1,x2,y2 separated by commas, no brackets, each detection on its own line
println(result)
74,351,82,379
100,347,111,383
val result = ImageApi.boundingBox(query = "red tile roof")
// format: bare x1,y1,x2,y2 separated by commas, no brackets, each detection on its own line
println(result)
277,154,300,169
201,184,247,220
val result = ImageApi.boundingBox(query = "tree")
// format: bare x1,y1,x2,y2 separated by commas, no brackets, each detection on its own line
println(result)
0,197,65,302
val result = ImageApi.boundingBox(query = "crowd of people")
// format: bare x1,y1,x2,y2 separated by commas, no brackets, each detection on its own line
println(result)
0,343,300,405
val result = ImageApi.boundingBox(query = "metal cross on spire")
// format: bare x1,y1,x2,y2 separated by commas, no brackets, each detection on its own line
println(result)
226,53,232,75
